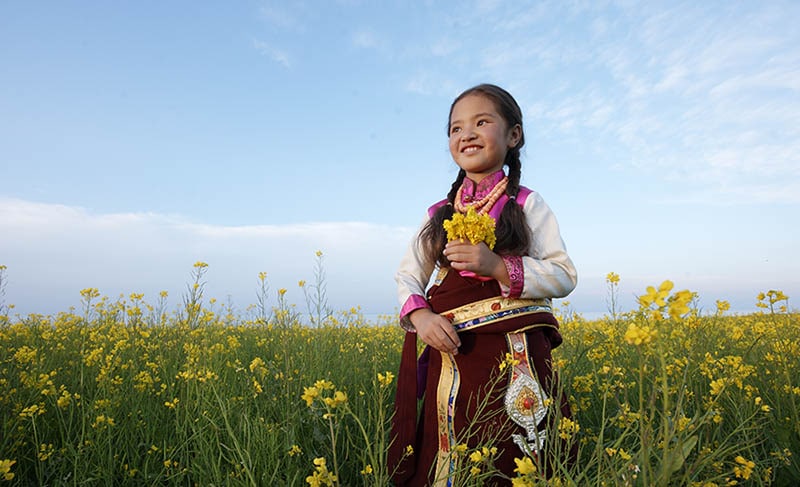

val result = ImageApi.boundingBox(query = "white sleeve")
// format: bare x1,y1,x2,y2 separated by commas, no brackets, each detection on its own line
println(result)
516,192,578,299
395,215,436,314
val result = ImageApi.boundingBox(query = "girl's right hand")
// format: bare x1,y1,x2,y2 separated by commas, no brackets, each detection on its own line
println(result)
409,308,461,355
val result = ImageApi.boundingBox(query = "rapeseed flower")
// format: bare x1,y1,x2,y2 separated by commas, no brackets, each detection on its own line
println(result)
499,352,521,371
557,417,580,440
377,371,394,387
513,456,536,475
624,323,656,346
0,459,15,480
443,207,497,249
323,390,347,408
306,457,337,487
301,386,319,407
638,280,673,308
733,456,755,480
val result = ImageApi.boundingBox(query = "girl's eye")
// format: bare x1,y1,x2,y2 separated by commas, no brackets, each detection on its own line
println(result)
477,119,486,126
450,126,461,134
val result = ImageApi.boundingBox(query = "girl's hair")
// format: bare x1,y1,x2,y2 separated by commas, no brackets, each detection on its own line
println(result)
420,84,532,267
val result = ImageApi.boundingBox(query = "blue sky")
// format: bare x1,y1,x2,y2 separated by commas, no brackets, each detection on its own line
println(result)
1,1,798,318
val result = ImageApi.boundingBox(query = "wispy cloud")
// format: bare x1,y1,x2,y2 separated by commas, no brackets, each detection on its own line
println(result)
258,3,306,32
252,39,291,68
0,198,414,316
351,29,380,49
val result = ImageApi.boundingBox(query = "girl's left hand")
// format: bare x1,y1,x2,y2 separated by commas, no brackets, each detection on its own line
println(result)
444,241,508,284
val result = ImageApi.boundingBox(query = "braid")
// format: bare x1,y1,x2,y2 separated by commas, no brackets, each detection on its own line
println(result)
419,170,464,267
505,154,521,198
448,169,467,203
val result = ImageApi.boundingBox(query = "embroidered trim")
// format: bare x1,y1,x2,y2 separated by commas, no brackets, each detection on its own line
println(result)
400,294,429,319
434,352,460,486
505,333,548,456
438,296,552,332
502,255,524,298
400,295,430,332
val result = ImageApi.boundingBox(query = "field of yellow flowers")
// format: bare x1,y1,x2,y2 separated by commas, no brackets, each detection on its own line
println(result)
0,262,798,486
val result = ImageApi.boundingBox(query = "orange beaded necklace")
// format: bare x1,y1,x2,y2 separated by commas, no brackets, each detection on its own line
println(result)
454,176,508,215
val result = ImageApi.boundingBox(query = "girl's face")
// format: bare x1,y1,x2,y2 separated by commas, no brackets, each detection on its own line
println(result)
448,94,521,182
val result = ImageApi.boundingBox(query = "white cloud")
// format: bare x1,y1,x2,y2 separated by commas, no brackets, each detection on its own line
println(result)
0,198,415,317
258,3,306,32
253,39,291,68
351,29,379,49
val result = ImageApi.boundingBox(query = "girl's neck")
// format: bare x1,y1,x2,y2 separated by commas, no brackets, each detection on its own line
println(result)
455,171,507,215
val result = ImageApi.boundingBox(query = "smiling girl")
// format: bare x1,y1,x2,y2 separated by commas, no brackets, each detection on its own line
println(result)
389,84,578,486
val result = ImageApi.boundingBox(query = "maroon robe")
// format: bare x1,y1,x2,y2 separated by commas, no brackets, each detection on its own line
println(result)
389,269,573,486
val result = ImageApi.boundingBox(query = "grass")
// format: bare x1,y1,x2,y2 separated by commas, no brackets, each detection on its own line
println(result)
0,262,798,485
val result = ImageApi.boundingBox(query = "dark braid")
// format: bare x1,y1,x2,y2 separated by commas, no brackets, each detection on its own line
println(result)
495,154,531,256
447,169,467,203
420,84,532,266
505,154,522,198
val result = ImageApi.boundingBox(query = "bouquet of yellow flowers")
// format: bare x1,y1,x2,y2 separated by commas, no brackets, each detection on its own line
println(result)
443,207,497,249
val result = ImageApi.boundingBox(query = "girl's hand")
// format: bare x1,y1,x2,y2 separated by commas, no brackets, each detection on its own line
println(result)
410,308,461,355
444,241,510,286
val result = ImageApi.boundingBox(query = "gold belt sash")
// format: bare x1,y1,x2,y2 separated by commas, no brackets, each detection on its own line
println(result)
439,296,552,332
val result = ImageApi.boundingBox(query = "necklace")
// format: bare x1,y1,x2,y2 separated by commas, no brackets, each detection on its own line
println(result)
454,176,508,215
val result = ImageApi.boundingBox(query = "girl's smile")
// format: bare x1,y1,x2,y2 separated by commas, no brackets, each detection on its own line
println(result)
448,94,521,182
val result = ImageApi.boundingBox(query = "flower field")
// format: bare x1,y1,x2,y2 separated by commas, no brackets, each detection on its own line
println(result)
0,263,798,486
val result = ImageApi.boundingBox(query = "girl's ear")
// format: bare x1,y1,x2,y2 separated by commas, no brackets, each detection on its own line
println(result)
507,124,522,148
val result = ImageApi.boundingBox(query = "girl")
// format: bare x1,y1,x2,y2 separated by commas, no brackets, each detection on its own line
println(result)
389,84,578,486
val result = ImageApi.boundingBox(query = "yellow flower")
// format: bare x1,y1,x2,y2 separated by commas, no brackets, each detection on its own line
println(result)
733,456,755,480
249,357,266,374
92,415,115,428
709,378,727,396
638,280,673,308
301,386,320,407
20,404,45,419
499,352,521,371
624,323,656,346
513,456,536,475
323,390,348,408
306,457,337,486
38,443,54,462
405,445,414,456
57,391,72,409
0,459,16,481
512,478,534,487
557,417,580,440
606,272,620,284
360,464,373,475
443,207,497,249
668,289,694,320
288,445,302,457
377,371,395,387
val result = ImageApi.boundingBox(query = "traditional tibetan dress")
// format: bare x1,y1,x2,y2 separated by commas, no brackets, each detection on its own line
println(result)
390,171,578,486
